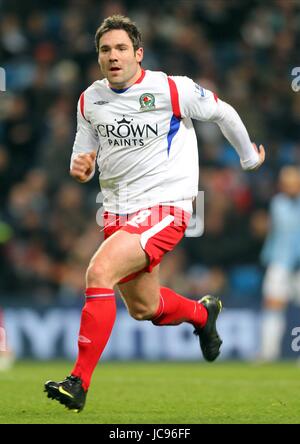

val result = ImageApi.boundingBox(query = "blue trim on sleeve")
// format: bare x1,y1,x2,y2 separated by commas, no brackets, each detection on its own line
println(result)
167,115,181,156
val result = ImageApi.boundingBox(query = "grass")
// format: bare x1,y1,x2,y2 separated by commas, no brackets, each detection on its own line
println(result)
0,360,300,424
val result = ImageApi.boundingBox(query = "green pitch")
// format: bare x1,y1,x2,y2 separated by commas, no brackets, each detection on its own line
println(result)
0,360,300,424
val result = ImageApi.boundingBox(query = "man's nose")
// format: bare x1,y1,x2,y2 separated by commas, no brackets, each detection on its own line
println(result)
109,49,118,61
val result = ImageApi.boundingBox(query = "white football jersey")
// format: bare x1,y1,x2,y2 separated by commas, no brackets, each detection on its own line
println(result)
72,69,259,214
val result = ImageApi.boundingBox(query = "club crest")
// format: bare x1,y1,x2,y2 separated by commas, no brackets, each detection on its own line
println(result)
139,93,156,111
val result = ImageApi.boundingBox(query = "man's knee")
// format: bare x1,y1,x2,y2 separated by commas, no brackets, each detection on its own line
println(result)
86,260,113,287
128,303,158,321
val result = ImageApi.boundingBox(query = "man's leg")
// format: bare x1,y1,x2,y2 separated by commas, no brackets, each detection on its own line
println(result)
118,265,161,320
260,265,289,361
118,265,222,362
118,265,208,328
71,230,149,386
45,230,150,411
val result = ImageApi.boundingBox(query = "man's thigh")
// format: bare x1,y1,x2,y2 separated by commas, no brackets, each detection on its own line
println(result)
103,205,189,284
90,230,149,284
118,265,160,310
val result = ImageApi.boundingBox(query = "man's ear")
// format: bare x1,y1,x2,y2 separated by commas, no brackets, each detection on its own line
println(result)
136,47,143,63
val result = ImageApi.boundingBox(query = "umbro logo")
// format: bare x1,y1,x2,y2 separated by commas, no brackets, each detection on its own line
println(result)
94,100,109,105
78,335,92,344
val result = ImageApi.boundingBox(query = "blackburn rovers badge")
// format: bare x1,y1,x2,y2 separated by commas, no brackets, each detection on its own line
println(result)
139,93,156,111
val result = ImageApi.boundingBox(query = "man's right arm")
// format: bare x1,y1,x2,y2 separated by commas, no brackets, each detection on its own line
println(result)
70,93,99,183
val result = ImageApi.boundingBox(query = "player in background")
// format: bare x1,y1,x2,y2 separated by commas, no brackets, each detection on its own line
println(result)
260,166,300,361
44,15,265,412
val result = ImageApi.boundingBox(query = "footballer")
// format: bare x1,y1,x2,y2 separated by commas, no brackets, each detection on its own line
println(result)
44,15,265,412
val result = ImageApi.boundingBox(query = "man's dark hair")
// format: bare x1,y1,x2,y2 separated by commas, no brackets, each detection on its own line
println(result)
95,15,142,53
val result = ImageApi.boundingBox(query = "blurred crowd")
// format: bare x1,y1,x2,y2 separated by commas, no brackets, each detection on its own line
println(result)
0,0,300,305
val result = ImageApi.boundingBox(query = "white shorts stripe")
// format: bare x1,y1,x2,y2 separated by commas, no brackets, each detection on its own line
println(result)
140,215,175,250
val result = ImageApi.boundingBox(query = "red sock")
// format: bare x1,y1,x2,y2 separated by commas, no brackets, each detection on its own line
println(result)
71,287,116,391
151,287,207,328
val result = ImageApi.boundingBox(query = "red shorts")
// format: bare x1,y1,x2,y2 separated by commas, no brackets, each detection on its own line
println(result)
103,205,190,283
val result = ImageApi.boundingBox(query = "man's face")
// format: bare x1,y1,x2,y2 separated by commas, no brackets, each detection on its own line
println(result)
98,29,143,88
279,167,300,197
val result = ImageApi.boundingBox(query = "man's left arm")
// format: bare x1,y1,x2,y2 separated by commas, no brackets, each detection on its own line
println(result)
212,100,265,171
174,76,265,171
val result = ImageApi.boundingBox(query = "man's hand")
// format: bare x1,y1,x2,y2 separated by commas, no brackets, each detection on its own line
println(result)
245,143,266,171
70,152,96,182
253,143,265,168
